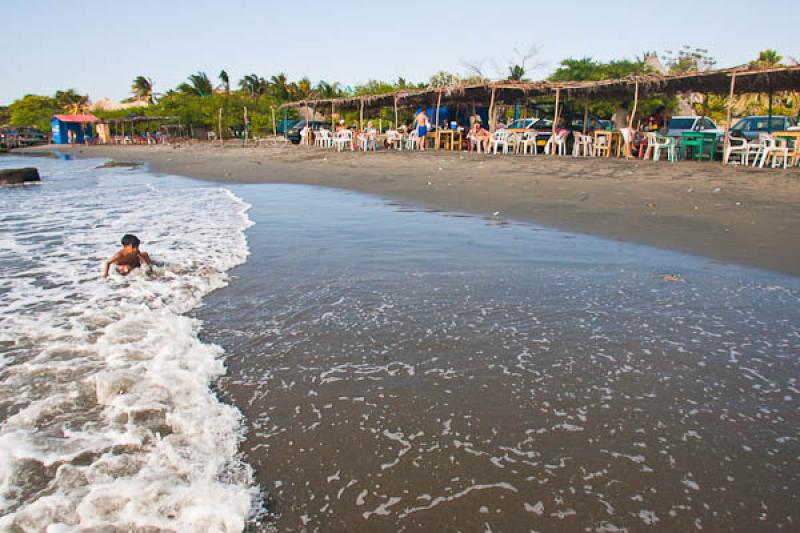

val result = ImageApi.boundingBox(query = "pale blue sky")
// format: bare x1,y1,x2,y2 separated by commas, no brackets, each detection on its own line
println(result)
2,0,797,105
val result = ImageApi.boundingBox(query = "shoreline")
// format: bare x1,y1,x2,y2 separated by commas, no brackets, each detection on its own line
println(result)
12,143,800,277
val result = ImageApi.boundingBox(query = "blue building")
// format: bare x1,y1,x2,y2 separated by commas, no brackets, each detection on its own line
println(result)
50,114,98,144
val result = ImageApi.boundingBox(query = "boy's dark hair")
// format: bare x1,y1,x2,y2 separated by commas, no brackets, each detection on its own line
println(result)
121,234,140,248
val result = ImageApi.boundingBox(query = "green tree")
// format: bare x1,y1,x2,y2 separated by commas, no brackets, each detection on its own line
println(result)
750,49,783,69
428,71,460,88
219,70,231,95
239,74,268,102
354,79,396,96
315,80,345,98
54,89,90,114
8,94,61,131
0,106,9,125
662,46,716,74
131,76,155,104
177,72,214,97
268,73,291,100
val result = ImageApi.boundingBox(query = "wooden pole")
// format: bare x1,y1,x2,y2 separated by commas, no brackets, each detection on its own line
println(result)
723,71,737,165
359,98,364,132
271,107,277,136
393,95,399,129
331,103,335,129
488,86,497,132
218,107,223,145
305,100,311,145
243,106,249,145
626,81,639,159
435,89,442,128
550,88,560,155
582,97,589,134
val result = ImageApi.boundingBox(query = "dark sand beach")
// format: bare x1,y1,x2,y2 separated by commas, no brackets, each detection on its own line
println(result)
17,142,800,276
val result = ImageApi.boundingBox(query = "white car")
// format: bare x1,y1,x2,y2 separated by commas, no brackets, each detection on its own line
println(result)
666,116,724,139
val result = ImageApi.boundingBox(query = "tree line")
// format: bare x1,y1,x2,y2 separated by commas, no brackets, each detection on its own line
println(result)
2,48,795,135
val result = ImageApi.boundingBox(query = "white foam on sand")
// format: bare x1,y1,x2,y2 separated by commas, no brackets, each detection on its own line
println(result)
0,157,257,531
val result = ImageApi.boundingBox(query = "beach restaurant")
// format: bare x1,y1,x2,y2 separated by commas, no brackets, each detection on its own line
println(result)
281,65,800,166
50,114,98,144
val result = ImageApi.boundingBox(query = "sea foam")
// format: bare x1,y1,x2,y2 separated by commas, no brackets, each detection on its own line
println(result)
0,157,256,531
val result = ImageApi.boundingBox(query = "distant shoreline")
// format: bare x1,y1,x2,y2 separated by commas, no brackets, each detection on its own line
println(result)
13,143,800,277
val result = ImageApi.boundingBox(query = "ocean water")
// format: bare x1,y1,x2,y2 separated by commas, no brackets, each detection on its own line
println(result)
198,184,800,532
0,157,256,531
3,156,800,532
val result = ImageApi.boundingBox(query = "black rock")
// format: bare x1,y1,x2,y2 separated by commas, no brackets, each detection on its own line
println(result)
0,167,41,186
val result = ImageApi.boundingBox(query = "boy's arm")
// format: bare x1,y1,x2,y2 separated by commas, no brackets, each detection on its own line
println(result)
139,251,152,266
102,251,121,278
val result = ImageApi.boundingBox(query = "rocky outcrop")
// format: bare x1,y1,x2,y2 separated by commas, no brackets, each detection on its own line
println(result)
0,168,41,186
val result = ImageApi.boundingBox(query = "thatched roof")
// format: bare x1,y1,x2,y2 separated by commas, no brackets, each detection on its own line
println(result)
105,115,180,124
280,65,800,111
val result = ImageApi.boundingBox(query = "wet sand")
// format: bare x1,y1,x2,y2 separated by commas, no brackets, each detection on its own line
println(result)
15,142,800,277
197,184,800,531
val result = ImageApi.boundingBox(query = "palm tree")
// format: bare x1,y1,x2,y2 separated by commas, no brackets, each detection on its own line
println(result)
268,73,291,100
238,74,268,102
292,77,313,100
315,80,344,99
507,64,526,81
751,49,783,70
55,89,90,114
177,72,213,97
218,70,230,95
131,76,155,104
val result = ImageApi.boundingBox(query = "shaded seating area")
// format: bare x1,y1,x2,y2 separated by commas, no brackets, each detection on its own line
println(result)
278,65,800,168
100,115,181,144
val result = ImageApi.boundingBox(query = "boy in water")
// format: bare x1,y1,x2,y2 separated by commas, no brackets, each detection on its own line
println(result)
102,234,152,277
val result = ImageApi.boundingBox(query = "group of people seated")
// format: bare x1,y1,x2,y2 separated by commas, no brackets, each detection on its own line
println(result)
299,102,674,156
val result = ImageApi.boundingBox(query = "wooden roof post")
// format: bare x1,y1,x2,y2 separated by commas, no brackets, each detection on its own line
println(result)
393,95,399,129
723,71,737,165
271,107,277,136
359,98,364,132
304,100,311,145
626,81,639,159
582,96,589,134
331,102,335,129
435,89,443,128
488,86,497,132
243,106,248,145
551,88,560,155
218,107,223,145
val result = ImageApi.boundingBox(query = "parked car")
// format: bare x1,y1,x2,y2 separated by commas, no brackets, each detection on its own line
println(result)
729,115,799,140
665,116,723,139
16,127,48,146
287,120,331,144
503,117,553,133
569,117,613,132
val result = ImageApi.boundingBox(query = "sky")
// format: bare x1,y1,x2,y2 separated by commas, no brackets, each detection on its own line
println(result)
1,0,797,105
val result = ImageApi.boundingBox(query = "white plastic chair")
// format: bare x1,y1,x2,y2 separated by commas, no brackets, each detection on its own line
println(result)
518,132,539,155
406,130,419,150
642,132,676,162
489,131,510,154
544,130,568,155
571,131,593,157
332,130,354,152
754,133,789,168
385,130,402,150
315,129,332,148
723,135,750,165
